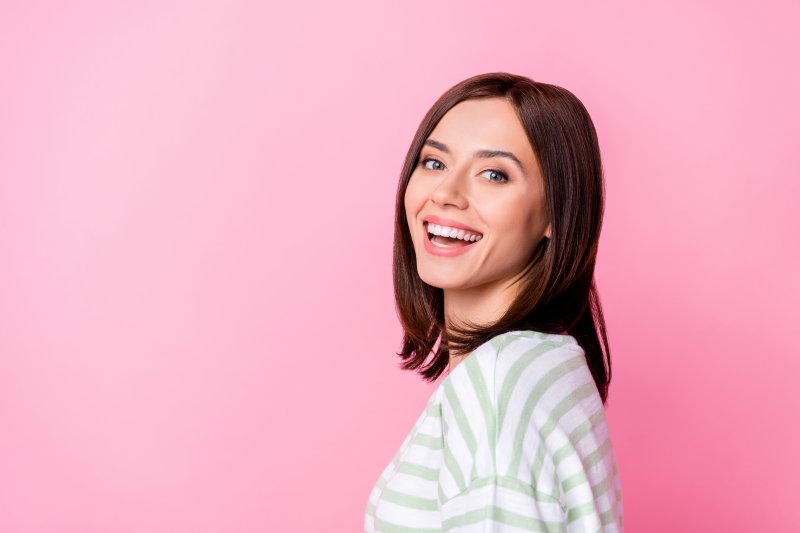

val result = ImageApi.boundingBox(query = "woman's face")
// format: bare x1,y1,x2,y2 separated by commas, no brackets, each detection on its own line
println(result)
404,97,551,292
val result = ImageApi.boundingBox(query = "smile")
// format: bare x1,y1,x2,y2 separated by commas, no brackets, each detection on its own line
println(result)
423,222,482,257
427,222,483,242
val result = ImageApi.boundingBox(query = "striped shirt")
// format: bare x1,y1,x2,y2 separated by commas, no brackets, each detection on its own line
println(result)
364,330,623,532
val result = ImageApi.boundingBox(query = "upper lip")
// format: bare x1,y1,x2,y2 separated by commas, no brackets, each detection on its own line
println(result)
423,214,482,235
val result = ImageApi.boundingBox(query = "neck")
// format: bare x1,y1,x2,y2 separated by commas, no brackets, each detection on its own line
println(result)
444,276,521,373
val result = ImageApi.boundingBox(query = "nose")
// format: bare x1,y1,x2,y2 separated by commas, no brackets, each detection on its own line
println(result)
430,166,468,209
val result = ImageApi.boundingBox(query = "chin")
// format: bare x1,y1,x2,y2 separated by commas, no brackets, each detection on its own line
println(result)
418,270,472,291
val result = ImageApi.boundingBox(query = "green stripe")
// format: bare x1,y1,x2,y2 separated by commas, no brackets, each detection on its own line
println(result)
370,410,436,520
443,377,477,455
425,402,441,417
600,506,618,525
374,517,440,533
447,475,561,503
565,501,599,524
584,437,612,470
561,443,616,524
396,461,439,481
387,410,430,471
497,340,570,431
551,460,561,502
554,429,611,470
381,487,439,511
591,466,613,499
499,341,571,487
560,407,605,448
464,355,496,467
535,387,599,486
560,469,588,493
443,443,467,493
553,416,594,467
492,331,521,354
414,432,443,450
442,509,551,532
508,355,587,477
530,439,547,491
540,381,598,442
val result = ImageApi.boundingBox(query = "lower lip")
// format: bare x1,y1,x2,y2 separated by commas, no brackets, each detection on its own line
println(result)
422,226,481,257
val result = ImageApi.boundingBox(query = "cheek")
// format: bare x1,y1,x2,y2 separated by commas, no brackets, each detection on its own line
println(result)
403,189,413,222
404,182,421,235
498,227,532,253
404,177,424,216
486,200,544,248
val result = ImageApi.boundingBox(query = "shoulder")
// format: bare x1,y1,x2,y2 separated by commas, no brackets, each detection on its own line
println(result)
441,329,606,460
443,330,590,405
440,329,598,442
437,331,603,502
494,331,597,412
438,331,622,528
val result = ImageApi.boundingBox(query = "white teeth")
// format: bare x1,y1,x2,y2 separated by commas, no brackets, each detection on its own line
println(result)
426,223,482,242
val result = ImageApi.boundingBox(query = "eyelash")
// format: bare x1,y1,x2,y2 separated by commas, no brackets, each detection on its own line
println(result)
419,157,509,184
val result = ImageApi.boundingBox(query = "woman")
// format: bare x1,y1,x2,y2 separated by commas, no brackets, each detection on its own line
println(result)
364,72,623,532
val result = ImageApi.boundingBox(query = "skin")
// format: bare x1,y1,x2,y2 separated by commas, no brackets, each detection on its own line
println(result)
404,97,552,374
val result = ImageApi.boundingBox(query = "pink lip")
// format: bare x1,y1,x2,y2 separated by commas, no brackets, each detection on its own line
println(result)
422,214,482,235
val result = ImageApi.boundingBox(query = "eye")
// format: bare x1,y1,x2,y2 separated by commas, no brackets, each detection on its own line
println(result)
419,156,509,184
481,168,509,183
420,157,444,171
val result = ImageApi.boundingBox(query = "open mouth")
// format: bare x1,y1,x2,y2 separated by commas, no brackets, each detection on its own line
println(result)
424,222,483,249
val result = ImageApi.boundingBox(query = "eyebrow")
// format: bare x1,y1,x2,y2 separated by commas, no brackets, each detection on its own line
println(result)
423,138,525,174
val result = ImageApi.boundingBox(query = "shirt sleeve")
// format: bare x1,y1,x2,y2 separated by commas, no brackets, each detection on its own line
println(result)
437,332,623,532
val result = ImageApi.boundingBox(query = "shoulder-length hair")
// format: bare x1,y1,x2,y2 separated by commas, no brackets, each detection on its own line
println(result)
392,72,614,405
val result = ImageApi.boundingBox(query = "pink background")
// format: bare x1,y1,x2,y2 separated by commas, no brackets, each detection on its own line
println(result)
1,1,798,531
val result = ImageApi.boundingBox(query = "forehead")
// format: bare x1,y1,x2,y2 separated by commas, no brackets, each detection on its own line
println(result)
427,97,538,171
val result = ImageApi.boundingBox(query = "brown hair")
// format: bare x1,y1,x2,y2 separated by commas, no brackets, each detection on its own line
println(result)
392,72,613,405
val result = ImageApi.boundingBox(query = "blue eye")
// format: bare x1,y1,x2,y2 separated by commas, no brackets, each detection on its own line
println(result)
420,157,444,171
481,169,509,183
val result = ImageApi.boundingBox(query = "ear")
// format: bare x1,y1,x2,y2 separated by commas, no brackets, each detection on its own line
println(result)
544,222,552,239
